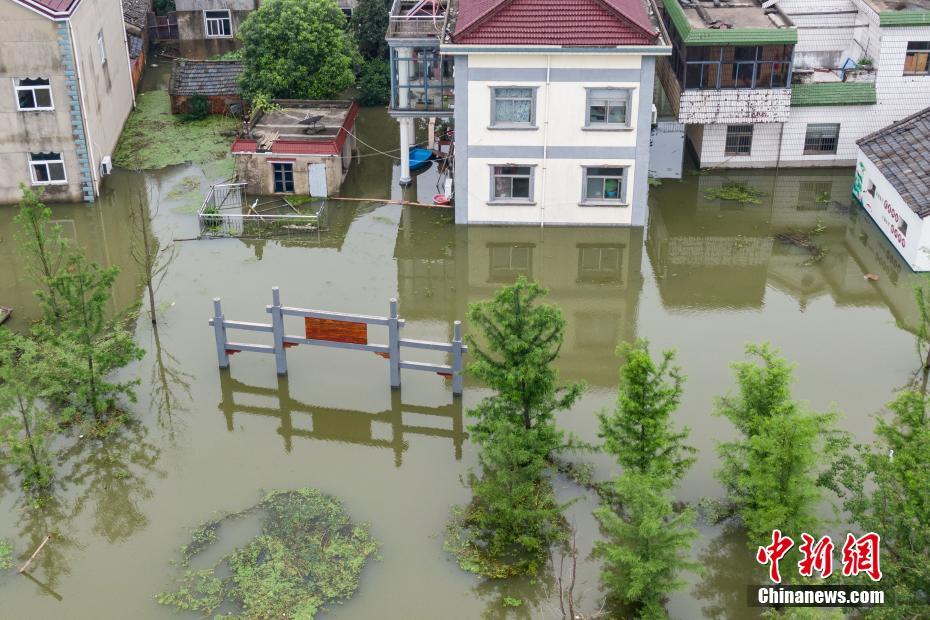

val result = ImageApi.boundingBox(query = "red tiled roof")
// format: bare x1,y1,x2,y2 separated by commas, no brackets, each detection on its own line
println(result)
231,101,359,157
452,0,658,46
11,0,83,18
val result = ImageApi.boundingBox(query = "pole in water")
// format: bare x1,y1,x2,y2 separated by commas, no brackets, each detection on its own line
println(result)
388,298,401,389
452,320,464,396
271,286,288,375
212,298,229,368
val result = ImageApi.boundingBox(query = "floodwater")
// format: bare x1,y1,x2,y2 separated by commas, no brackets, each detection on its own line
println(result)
0,83,925,619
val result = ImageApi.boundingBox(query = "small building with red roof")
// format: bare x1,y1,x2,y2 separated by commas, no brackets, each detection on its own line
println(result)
434,0,671,226
0,0,135,203
232,100,358,197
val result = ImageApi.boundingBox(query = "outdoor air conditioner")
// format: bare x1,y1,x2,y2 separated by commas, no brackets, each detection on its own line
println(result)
100,155,113,176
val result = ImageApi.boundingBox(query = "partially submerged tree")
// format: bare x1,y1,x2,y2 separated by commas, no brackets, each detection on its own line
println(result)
593,341,698,617
351,0,389,60
714,344,848,546
238,0,359,101
0,331,56,490
129,189,177,325
447,278,583,577
840,390,930,618
593,473,699,619
13,185,71,327
44,254,144,423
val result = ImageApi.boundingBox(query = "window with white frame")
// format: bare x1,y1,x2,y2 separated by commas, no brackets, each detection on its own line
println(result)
29,152,66,185
804,123,840,155
204,10,233,37
586,88,632,128
582,166,627,205
490,165,534,202
491,87,535,127
97,30,107,65
15,78,53,110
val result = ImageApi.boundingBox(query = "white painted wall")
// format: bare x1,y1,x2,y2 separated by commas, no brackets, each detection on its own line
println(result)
854,150,930,272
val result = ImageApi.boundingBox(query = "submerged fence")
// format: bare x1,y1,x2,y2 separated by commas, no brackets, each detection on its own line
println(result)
209,287,467,395
198,183,325,238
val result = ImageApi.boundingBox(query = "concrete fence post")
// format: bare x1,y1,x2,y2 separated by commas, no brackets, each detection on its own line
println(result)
388,298,401,389
212,298,229,368
451,320,464,396
271,286,288,376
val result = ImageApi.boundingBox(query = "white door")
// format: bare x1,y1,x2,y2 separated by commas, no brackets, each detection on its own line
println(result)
308,164,328,197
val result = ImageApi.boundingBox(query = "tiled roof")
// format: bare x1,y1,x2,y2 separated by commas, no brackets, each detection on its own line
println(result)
122,0,149,29
660,0,797,45
452,0,659,46
169,60,244,97
10,0,82,18
879,9,930,27
790,82,877,107
858,107,930,219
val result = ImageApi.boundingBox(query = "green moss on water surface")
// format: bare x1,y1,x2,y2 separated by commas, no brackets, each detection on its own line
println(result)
157,488,378,619
704,182,765,206
114,90,238,171
0,539,12,570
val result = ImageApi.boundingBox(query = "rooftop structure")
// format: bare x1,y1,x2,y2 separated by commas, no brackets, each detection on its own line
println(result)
858,107,930,219
386,0,448,40
661,0,796,44
864,0,930,10
169,59,243,97
450,0,660,46
233,100,358,156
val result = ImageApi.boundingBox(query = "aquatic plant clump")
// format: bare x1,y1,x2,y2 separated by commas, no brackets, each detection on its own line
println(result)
704,182,765,205
157,488,379,619
0,539,12,570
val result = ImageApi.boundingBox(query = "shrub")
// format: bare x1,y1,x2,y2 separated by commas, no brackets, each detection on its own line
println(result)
183,94,210,122
357,59,390,106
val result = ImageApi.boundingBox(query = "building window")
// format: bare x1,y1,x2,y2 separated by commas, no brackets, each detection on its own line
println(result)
904,41,930,76
585,88,632,128
272,162,294,193
672,43,793,90
577,245,623,284
29,152,66,185
582,167,627,205
490,165,533,202
390,47,455,112
97,30,107,65
342,8,352,19
488,244,533,282
804,123,840,155
491,87,535,127
204,10,233,37
725,125,753,156
15,78,53,110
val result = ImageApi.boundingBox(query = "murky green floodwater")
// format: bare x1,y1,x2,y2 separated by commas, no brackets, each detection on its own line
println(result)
0,82,924,618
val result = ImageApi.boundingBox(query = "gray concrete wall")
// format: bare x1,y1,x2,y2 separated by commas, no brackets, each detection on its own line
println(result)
235,154,345,196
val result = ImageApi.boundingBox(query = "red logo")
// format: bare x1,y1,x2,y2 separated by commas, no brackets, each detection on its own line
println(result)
756,529,794,584
841,532,882,582
757,531,882,583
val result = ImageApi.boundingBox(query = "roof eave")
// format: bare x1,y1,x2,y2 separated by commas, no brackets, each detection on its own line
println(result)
441,43,672,55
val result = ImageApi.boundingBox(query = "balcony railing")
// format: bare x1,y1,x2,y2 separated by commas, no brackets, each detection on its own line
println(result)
387,0,447,39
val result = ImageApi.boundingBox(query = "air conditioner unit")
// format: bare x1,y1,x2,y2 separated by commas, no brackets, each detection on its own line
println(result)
100,155,113,176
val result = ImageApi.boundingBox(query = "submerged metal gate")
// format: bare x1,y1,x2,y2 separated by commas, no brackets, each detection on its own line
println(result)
209,287,467,394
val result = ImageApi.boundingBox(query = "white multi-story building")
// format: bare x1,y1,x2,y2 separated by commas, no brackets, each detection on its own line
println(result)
387,0,672,226
658,0,930,168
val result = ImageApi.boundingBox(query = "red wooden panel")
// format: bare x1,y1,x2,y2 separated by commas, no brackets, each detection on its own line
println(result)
305,317,368,345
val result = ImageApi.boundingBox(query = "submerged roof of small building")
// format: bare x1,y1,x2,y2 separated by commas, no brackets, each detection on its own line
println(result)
661,0,797,45
450,0,661,46
232,100,359,156
169,60,244,97
858,107,930,219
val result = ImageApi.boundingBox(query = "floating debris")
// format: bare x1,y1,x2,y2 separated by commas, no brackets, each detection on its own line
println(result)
157,488,379,619
864,273,880,281
776,221,828,266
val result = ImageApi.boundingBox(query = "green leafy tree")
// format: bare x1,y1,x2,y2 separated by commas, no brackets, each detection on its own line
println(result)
44,254,144,422
598,340,696,483
714,344,848,547
351,0,389,60
238,0,359,101
593,473,699,619
0,330,56,490
447,278,583,577
840,390,930,618
13,185,71,327
357,59,390,106
593,341,698,617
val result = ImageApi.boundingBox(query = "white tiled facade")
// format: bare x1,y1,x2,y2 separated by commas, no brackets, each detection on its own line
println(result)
684,1,930,168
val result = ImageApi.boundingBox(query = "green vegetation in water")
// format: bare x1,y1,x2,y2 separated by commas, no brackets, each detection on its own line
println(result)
647,175,663,188
0,539,12,570
776,220,828,266
157,488,379,619
113,91,238,170
704,182,765,205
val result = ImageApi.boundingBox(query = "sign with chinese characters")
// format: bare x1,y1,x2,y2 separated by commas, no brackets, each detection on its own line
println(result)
756,530,882,583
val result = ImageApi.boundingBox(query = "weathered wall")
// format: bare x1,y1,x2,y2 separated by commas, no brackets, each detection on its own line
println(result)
177,6,253,59
71,0,135,183
678,88,792,125
0,0,83,203
235,154,344,196
170,93,241,115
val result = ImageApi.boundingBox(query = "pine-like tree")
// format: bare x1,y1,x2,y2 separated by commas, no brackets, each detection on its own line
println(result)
447,277,583,577
840,390,930,618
